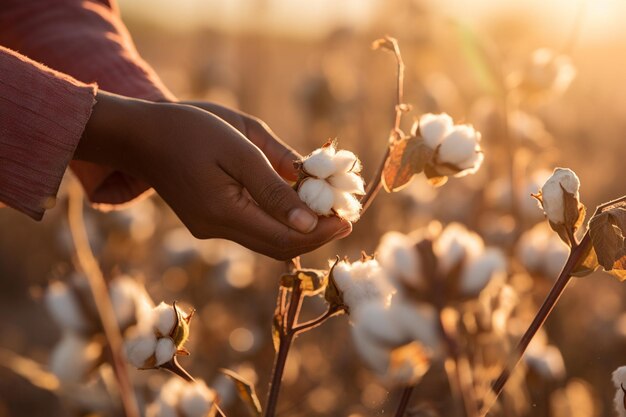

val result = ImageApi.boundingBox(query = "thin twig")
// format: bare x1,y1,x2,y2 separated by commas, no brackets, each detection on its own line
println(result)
68,183,140,417
480,233,592,416
394,385,415,417
360,37,407,214
293,307,342,334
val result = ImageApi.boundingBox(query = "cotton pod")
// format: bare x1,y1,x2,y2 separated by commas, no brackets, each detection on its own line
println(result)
124,302,194,370
109,275,154,330
612,366,626,417
436,125,484,176
537,168,580,225
517,222,569,279
351,301,439,386
522,48,577,95
376,231,422,290
434,222,484,275
412,113,484,179
148,378,218,417
459,248,507,297
297,141,365,222
49,333,102,384
45,279,91,334
331,258,396,313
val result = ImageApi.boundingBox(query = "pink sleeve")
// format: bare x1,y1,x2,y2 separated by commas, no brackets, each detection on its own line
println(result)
0,0,176,208
0,46,96,220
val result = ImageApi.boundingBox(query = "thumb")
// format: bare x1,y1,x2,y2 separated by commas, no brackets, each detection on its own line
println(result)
235,149,321,234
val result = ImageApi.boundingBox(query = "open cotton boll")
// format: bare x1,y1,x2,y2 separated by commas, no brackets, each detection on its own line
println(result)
437,125,483,174
435,223,484,274
351,302,437,386
125,330,157,368
50,333,102,384
415,113,453,149
459,248,507,297
298,178,335,215
45,281,90,334
155,338,177,366
539,168,580,224
302,147,336,179
613,366,626,417
179,380,217,417
376,232,422,290
332,259,395,312
154,302,177,336
109,276,155,330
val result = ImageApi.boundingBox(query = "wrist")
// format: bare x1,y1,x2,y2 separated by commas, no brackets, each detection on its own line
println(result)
75,91,152,175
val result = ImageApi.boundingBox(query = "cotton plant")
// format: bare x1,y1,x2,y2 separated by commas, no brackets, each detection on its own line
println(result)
147,377,219,417
381,113,484,192
375,222,507,301
350,301,440,386
125,301,194,373
45,274,154,383
296,140,365,222
509,48,577,97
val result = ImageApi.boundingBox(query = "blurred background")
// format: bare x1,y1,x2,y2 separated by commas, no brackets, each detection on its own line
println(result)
2,0,626,416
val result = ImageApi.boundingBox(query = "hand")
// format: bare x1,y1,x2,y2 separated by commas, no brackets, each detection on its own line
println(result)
76,92,352,260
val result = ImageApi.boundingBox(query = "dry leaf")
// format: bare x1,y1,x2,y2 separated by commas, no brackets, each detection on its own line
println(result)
220,368,263,417
382,137,432,192
589,212,621,270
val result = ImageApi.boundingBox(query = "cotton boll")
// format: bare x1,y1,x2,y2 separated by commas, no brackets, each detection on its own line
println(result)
544,235,569,278
298,178,335,215
332,190,362,222
389,303,439,350
155,338,177,366
154,302,177,337
613,366,626,417
45,281,90,333
50,333,102,384
540,168,580,224
416,113,453,149
525,345,565,380
179,380,217,417
302,147,336,179
328,172,365,194
376,232,422,290
332,149,361,173
333,259,395,311
438,125,481,168
460,248,507,296
435,223,484,274
125,331,157,368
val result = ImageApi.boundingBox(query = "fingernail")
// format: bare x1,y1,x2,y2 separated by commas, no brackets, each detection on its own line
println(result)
288,208,318,233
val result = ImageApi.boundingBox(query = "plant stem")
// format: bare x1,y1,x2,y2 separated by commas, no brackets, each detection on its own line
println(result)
360,37,407,214
68,183,140,417
480,232,591,416
264,279,303,417
394,385,415,417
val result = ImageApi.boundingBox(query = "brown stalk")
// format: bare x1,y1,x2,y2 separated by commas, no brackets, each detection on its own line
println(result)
68,183,140,417
360,36,407,214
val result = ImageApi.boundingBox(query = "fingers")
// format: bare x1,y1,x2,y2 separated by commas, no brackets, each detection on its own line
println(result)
245,118,301,181
223,194,352,260
227,145,321,234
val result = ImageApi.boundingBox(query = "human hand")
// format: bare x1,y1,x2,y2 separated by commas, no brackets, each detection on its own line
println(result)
76,92,352,260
